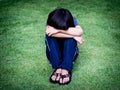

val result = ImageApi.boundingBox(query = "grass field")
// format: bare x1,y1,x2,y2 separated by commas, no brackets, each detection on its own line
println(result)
0,0,120,90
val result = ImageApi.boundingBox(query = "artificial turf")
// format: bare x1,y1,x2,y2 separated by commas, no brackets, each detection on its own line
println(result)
0,0,120,90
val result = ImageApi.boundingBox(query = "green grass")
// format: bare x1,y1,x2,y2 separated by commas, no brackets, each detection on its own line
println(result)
0,0,120,90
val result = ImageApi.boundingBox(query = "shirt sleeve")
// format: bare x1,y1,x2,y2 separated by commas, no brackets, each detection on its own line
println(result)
73,17,79,26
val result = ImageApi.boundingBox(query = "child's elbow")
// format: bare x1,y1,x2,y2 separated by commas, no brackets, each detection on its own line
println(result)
76,26,83,36
77,29,83,36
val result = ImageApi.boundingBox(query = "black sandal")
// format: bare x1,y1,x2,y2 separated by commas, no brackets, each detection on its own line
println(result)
49,69,61,83
59,71,72,85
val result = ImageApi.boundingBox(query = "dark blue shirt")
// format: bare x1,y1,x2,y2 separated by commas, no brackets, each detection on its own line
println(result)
73,17,79,26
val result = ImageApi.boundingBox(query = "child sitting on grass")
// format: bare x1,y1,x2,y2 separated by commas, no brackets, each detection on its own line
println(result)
45,8,84,85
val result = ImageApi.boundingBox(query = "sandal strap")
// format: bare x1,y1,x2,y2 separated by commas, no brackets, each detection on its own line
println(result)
61,74,70,78
53,72,61,76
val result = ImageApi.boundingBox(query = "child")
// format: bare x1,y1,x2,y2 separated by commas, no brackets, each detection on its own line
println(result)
45,8,84,85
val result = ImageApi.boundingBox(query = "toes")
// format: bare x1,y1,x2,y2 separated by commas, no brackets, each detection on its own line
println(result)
63,77,69,83
59,77,63,84
50,68,62,83
51,75,56,81
56,74,60,81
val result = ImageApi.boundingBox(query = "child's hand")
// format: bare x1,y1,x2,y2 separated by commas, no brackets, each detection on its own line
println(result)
46,26,59,36
74,36,84,44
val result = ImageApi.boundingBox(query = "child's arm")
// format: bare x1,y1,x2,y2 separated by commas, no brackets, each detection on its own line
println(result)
46,25,83,37
46,25,84,44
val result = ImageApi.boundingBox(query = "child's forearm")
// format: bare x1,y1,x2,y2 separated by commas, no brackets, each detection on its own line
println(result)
56,26,83,36
46,25,83,37
51,33,74,38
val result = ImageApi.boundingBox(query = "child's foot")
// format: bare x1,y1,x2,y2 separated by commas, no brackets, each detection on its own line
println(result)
59,69,72,85
50,68,62,83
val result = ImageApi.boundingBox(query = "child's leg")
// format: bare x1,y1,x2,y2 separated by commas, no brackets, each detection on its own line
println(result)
61,38,79,72
45,35,62,69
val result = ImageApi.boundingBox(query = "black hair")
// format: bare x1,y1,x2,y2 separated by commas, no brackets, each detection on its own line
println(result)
47,8,75,30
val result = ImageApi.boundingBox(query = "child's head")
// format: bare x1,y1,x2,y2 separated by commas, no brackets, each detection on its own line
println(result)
47,8,75,30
